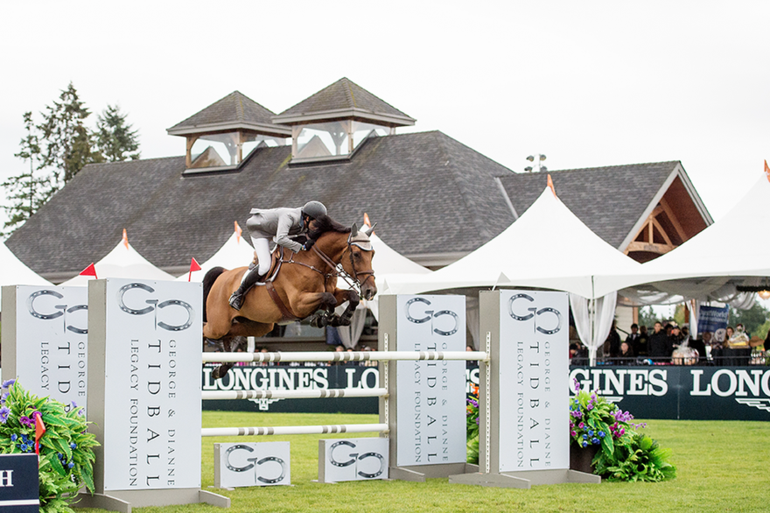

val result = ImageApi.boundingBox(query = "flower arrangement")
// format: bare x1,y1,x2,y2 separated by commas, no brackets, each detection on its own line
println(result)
570,378,675,482
466,383,480,464
0,380,99,513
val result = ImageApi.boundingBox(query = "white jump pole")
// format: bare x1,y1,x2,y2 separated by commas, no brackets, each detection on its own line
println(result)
202,350,488,364
202,388,387,400
202,423,388,437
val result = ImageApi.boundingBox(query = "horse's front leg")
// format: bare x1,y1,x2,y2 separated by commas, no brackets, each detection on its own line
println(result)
328,288,360,327
291,290,338,327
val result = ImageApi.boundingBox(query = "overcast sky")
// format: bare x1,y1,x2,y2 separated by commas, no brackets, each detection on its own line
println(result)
1,1,768,225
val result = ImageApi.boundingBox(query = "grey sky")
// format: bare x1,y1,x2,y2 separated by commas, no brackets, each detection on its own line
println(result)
1,0,768,224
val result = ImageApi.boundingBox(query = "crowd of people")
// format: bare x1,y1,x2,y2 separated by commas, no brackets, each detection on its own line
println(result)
568,320,770,366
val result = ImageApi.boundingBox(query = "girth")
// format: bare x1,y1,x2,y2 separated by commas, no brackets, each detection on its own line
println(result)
265,281,299,323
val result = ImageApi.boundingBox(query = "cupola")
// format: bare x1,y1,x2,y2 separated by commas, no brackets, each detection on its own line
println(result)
167,91,291,172
272,78,415,162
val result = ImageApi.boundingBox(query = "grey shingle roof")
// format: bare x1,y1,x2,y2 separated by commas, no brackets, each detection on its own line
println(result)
167,91,289,135
497,161,682,249
6,131,514,277
275,78,414,125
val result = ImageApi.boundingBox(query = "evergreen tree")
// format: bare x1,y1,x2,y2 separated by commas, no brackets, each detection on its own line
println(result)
37,82,102,189
95,104,140,162
1,112,54,236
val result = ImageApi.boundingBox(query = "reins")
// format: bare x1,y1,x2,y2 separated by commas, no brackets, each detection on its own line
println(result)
277,238,374,295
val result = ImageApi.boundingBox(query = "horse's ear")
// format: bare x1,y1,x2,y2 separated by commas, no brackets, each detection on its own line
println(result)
351,223,359,237
363,222,377,235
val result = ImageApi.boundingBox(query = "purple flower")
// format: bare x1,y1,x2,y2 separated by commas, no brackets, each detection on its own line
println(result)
0,407,10,423
571,430,577,437
1,379,15,389
572,378,581,393
578,422,585,429
19,416,34,427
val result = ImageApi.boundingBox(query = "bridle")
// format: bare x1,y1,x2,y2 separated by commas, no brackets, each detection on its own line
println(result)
278,234,375,296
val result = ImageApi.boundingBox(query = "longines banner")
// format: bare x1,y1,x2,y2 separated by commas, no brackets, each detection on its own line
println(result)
396,295,467,467
100,279,202,491
1,285,89,415
569,366,770,421
497,290,569,472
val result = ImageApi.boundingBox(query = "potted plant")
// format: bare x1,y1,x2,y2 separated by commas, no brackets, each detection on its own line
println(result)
0,380,98,513
569,378,675,481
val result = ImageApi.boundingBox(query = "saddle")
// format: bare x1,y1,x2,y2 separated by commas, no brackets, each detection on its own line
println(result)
251,247,298,324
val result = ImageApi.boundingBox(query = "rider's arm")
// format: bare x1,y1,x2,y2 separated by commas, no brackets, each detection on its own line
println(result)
274,213,304,253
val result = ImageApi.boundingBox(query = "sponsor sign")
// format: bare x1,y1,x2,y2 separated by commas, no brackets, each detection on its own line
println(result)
698,305,729,342
214,442,290,488
569,366,770,421
395,295,467,467
99,279,201,491
497,290,569,472
2,286,88,415
0,454,39,512
318,438,389,483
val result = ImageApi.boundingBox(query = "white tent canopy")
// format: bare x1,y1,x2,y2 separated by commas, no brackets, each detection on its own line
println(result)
596,172,770,305
0,242,52,288
385,187,642,299
179,229,255,283
62,236,175,286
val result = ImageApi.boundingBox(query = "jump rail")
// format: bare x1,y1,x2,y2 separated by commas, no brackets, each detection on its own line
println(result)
202,350,488,364
202,388,387,400
201,423,389,437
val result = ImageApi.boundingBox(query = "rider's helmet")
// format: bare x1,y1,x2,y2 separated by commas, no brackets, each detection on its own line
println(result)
302,201,327,219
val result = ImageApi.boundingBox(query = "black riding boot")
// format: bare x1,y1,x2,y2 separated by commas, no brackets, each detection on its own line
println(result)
228,266,265,311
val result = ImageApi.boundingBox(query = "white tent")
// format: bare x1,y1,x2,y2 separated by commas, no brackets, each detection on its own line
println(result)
384,186,643,362
178,229,255,283
386,187,642,299
595,172,770,305
62,235,175,286
0,242,52,288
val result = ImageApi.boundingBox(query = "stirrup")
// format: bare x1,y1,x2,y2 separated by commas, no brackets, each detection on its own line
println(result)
229,291,244,311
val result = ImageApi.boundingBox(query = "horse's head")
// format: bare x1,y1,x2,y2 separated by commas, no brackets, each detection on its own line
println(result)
343,223,377,300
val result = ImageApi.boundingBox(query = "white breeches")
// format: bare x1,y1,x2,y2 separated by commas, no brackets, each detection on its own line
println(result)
251,237,273,276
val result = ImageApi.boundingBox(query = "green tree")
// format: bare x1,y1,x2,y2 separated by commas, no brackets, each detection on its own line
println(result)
728,301,769,338
95,104,140,162
638,306,661,328
1,112,55,236
37,82,102,189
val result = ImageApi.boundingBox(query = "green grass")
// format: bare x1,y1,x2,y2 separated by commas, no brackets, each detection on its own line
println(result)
78,413,770,513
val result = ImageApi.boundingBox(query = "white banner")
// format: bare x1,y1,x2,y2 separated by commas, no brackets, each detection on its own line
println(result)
498,290,569,472
395,295,466,467
215,442,290,488
101,279,201,491
318,438,389,483
10,286,88,413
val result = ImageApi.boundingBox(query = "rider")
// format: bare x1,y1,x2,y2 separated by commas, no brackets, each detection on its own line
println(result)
228,200,328,311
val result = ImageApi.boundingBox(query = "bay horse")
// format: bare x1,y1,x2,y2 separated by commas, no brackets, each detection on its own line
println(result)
202,220,377,379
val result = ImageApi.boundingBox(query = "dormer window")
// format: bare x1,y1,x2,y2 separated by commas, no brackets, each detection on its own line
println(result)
273,78,414,163
293,121,393,160
167,91,290,172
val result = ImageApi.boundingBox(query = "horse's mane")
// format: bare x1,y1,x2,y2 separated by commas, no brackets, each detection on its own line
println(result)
308,214,350,240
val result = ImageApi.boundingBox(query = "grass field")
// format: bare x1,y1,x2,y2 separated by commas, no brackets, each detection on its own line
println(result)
79,412,770,513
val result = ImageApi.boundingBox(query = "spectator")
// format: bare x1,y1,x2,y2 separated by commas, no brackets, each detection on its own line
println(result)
637,325,649,356
626,323,641,355
690,334,707,365
668,323,684,355
648,322,668,361
604,321,621,358
618,341,635,364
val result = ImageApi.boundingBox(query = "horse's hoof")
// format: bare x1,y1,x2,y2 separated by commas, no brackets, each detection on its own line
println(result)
310,315,328,328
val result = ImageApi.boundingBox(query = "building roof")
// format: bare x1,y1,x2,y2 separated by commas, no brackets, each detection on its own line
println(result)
167,91,291,137
496,161,712,250
6,131,514,280
273,78,415,127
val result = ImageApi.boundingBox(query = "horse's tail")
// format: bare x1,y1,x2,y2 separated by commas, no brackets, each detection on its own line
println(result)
202,266,226,323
